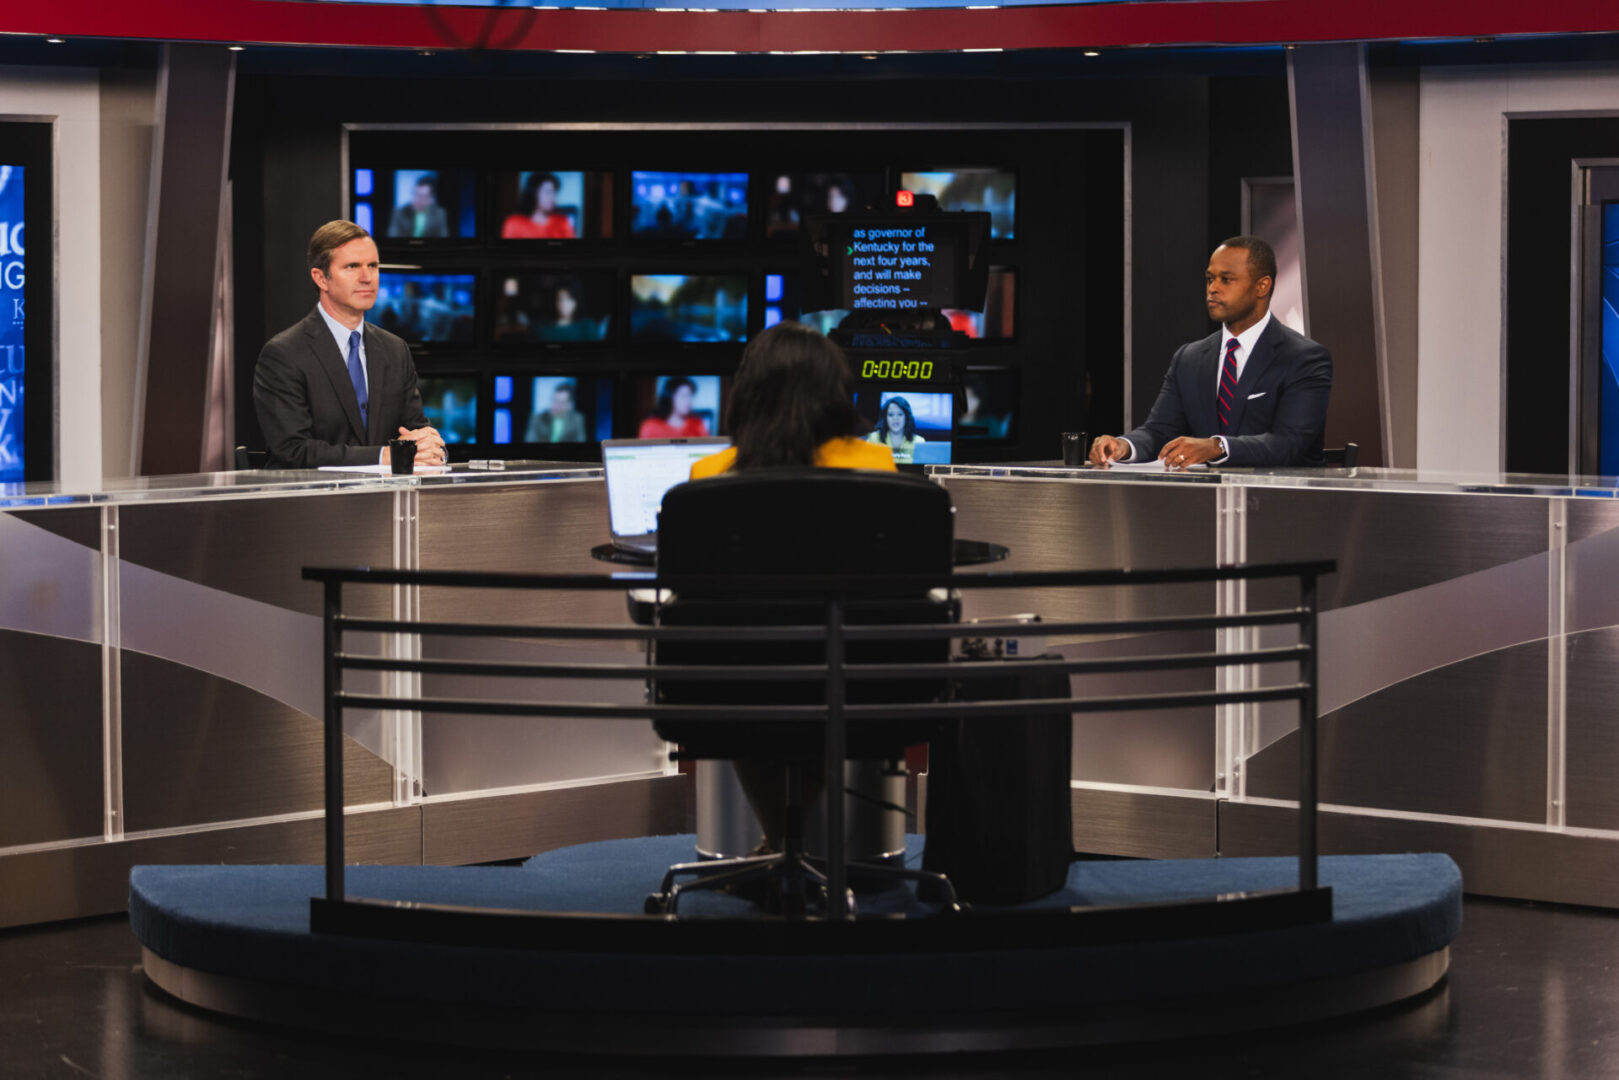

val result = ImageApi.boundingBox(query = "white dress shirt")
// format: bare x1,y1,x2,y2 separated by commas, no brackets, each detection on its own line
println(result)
315,300,387,463
1117,310,1273,464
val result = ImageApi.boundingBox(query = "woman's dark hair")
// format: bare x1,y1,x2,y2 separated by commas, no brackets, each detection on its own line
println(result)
879,396,918,443
726,321,861,469
653,376,697,421
516,172,561,216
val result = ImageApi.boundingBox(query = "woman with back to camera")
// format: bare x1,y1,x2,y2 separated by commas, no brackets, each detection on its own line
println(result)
865,396,926,464
689,321,894,857
690,321,894,478
638,376,712,439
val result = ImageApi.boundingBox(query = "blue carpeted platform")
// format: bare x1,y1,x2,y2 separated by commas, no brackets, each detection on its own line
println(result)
130,835,1461,1021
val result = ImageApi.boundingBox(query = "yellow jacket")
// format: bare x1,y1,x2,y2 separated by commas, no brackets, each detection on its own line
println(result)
690,436,896,479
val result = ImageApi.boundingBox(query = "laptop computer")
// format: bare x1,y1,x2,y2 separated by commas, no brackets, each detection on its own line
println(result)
602,437,731,557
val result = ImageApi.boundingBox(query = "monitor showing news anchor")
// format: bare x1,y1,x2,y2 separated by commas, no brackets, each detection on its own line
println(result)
855,389,953,465
492,271,612,345
353,168,478,241
418,375,478,444
630,171,749,241
492,374,613,445
632,374,725,439
491,170,613,241
366,272,476,344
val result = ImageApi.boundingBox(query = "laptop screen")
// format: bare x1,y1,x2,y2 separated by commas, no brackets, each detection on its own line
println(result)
603,439,730,538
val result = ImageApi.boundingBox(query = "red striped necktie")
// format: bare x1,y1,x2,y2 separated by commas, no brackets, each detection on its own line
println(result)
1217,336,1239,434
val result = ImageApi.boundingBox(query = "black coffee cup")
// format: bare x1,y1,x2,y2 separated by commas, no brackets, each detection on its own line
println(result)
388,439,416,475
1061,431,1089,467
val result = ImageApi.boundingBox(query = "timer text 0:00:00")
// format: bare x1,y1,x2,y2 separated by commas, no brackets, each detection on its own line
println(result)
860,359,934,380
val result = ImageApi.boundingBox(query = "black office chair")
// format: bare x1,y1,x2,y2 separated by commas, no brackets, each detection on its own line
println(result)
1323,443,1359,468
647,467,961,917
233,446,268,470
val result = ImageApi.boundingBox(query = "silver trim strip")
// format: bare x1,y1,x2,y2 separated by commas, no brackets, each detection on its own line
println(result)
101,505,124,840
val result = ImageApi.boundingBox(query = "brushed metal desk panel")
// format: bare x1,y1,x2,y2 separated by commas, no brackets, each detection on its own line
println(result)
1243,488,1548,611
1244,639,1547,822
942,477,1218,791
421,774,688,866
1567,499,1619,635
117,493,395,618
0,630,104,847
1071,785,1218,860
1062,631,1216,790
418,638,663,795
418,481,625,629
417,481,666,794
10,506,102,549
120,650,394,831
1563,627,1619,830
941,477,1217,624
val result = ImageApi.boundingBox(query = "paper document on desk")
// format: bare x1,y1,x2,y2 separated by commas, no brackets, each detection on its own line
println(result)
1103,460,1208,472
316,464,451,475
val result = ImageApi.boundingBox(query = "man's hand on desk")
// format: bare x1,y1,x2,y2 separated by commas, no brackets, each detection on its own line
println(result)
1158,436,1224,470
1089,435,1132,467
381,425,448,466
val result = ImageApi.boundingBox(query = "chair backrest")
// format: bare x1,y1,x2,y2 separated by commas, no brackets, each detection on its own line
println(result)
1323,443,1358,469
657,467,954,577
653,468,957,760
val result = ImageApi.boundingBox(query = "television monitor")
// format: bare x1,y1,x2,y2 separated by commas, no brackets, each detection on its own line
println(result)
418,375,478,445
491,170,613,242
629,273,748,343
956,367,1018,442
944,266,1016,340
630,374,726,439
354,168,478,242
491,270,613,345
899,169,1017,240
630,171,749,241
855,389,954,465
492,374,614,446
366,272,476,345
765,171,886,239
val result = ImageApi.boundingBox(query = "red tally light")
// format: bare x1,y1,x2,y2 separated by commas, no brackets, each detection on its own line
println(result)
896,190,915,208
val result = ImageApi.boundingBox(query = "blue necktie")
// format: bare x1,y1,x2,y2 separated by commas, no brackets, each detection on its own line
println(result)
346,329,368,432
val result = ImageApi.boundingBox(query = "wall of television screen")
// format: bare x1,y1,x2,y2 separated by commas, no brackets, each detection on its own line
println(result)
350,158,1022,462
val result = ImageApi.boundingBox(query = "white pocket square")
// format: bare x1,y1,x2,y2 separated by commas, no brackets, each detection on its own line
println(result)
1247,392,1267,400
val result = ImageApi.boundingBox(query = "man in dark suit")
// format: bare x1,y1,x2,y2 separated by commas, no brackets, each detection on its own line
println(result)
1091,236,1332,469
254,220,445,469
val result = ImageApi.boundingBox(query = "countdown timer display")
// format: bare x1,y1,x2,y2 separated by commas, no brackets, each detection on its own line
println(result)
860,358,936,381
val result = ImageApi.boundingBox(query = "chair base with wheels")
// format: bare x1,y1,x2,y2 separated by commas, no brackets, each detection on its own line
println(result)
645,761,962,917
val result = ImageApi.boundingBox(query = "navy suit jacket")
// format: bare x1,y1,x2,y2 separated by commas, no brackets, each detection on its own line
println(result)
253,307,428,469
1123,317,1333,468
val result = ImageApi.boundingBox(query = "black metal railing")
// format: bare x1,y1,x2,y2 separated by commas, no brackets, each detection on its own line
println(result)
304,560,1333,928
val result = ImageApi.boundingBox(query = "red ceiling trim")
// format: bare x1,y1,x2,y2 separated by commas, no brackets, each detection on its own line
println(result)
4,0,1619,55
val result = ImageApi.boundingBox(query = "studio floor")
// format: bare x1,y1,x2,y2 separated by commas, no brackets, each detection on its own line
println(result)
1,895,1615,1079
